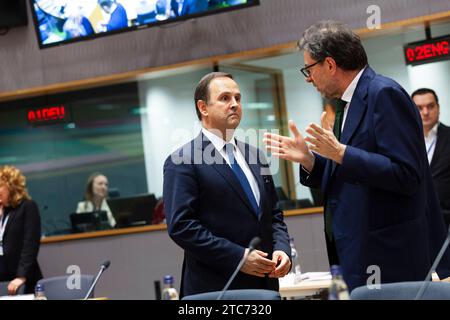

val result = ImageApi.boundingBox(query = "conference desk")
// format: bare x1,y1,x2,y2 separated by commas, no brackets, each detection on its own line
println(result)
41,207,324,244
279,279,332,300
39,207,327,300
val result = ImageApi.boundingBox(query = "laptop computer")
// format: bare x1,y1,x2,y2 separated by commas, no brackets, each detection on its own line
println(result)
70,210,109,233
107,193,157,228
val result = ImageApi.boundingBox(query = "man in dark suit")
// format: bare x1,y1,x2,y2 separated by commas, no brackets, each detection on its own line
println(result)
163,72,291,297
264,21,450,291
412,88,450,227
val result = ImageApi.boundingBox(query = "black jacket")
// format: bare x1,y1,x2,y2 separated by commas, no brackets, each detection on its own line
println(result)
2,199,43,293
430,123,450,225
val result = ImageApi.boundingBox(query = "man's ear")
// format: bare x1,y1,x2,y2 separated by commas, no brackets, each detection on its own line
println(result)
197,100,208,118
325,56,337,74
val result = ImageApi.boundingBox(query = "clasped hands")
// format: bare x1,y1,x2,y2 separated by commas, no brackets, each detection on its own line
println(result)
240,249,291,278
263,112,346,168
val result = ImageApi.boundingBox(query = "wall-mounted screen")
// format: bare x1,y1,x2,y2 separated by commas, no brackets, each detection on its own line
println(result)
30,0,259,49
0,0,28,28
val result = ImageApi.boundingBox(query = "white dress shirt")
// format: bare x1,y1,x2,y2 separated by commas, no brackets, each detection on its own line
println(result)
340,67,366,131
425,123,438,164
202,128,260,205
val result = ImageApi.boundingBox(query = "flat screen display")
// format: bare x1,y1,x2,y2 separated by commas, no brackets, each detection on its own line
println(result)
30,0,259,49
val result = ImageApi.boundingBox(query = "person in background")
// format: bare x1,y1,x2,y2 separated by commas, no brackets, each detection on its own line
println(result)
97,0,128,32
62,3,94,39
76,173,116,228
163,72,291,297
412,88,450,226
0,165,43,295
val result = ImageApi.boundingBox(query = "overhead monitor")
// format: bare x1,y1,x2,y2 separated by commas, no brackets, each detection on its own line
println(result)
30,0,260,49
0,0,28,28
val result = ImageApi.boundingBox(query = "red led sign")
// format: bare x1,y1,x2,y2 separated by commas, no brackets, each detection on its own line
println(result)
404,35,450,66
27,105,68,125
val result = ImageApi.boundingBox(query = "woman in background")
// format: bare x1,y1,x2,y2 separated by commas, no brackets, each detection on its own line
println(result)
76,173,116,228
0,165,43,295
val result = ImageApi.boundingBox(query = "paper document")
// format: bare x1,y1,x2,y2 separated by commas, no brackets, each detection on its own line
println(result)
300,272,331,282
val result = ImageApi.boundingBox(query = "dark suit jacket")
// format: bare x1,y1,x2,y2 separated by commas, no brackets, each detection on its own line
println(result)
300,66,450,290
2,199,43,293
430,123,450,225
163,132,291,296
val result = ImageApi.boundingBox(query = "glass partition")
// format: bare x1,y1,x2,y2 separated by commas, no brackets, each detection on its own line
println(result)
2,18,450,237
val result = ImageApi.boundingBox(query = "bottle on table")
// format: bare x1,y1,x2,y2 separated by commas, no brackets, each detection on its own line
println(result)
161,275,179,300
34,283,47,300
288,237,302,284
328,265,350,300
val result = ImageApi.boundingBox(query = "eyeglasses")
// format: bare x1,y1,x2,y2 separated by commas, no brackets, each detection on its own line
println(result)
300,60,323,78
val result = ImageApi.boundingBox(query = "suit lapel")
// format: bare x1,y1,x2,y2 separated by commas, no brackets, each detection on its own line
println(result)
329,67,373,177
197,133,257,215
340,67,373,146
2,207,16,240
430,123,447,170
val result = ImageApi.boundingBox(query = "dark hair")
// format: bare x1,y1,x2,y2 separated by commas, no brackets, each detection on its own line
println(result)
194,72,234,121
298,20,368,71
411,88,439,105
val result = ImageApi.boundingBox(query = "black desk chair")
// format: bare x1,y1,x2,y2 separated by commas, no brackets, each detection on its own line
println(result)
37,274,95,300
350,281,450,300
0,281,25,296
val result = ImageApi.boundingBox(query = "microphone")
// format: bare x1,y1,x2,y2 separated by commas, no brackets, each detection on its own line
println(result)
415,226,450,300
217,237,261,300
84,260,111,300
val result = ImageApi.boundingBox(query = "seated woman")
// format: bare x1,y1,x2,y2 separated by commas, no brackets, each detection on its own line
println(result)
76,173,116,228
0,165,43,295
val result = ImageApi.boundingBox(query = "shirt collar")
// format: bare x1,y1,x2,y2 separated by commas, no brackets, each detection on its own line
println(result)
341,67,366,103
202,128,236,152
425,122,439,139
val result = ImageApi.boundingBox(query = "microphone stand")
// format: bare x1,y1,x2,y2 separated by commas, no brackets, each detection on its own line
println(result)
415,227,450,300
216,237,261,300
217,248,256,300
84,263,109,300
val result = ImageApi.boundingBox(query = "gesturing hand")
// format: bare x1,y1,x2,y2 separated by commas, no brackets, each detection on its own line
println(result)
263,120,315,172
304,112,346,164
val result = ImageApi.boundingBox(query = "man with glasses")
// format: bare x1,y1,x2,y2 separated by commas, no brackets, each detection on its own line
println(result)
264,20,450,291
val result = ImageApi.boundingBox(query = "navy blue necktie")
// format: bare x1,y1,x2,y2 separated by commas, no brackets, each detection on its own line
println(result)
224,143,259,216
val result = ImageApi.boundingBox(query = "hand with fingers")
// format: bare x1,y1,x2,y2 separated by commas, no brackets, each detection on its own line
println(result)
7,277,26,295
268,250,291,278
263,120,315,172
240,249,277,277
304,111,346,164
